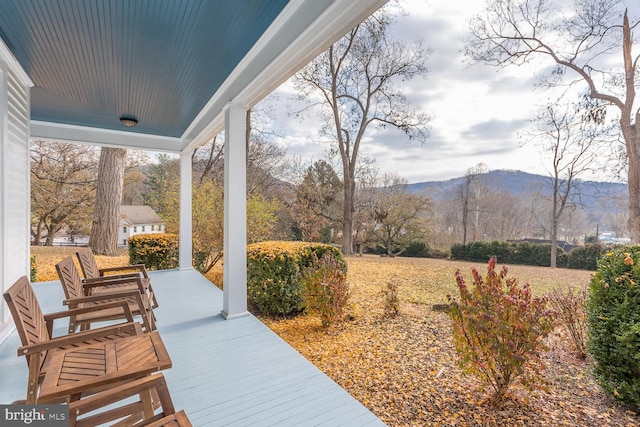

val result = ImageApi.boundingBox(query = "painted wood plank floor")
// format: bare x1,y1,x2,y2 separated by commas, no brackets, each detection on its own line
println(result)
0,269,386,426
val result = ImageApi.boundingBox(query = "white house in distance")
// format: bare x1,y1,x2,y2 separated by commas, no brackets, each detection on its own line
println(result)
119,205,165,246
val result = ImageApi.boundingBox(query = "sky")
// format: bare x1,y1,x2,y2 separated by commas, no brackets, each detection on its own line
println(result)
263,0,638,184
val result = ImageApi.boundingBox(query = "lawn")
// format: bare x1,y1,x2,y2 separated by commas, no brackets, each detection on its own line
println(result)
260,256,640,426
30,248,640,426
31,246,131,282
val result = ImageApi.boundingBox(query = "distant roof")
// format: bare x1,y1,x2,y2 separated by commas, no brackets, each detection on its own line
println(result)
120,206,164,226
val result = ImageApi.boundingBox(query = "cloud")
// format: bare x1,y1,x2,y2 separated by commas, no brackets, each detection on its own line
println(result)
260,0,609,184
461,118,529,141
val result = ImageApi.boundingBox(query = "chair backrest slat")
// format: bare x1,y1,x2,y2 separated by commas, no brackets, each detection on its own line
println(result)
75,248,101,279
55,256,84,300
3,276,50,349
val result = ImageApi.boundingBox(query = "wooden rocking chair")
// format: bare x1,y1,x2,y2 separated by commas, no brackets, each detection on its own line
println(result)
2,276,142,404
56,256,155,333
76,248,159,309
68,373,192,427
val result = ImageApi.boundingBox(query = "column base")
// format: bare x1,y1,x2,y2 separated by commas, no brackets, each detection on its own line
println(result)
220,310,250,320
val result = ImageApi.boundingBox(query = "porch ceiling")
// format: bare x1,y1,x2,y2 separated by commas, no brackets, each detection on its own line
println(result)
0,0,387,152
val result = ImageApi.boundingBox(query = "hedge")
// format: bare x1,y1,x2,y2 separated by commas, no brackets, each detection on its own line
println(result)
450,240,567,267
128,233,179,270
587,246,640,408
246,241,346,316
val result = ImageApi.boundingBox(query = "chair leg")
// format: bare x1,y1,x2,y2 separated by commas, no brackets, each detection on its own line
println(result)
148,309,156,331
141,389,155,420
149,289,159,309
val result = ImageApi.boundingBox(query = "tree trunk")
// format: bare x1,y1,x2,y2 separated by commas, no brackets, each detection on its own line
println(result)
32,218,44,246
550,211,558,268
341,173,355,255
626,124,640,242
550,172,559,268
89,147,126,255
44,230,54,246
621,13,640,242
462,193,469,245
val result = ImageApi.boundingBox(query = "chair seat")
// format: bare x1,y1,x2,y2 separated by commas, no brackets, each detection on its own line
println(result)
74,294,152,326
56,256,156,333
89,278,154,306
76,248,159,309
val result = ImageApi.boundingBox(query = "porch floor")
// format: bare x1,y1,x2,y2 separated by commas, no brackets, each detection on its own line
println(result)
0,269,385,426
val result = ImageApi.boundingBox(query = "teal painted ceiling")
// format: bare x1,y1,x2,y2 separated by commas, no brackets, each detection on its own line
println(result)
0,0,290,138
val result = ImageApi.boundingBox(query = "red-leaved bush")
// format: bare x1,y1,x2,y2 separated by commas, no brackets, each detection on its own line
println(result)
447,257,556,402
300,251,350,327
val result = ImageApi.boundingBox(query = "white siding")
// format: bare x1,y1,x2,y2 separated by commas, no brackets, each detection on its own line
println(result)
0,51,31,340
118,222,165,246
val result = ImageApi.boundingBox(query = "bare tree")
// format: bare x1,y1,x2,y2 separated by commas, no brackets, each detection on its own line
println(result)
192,108,286,196
121,151,151,205
89,147,126,255
485,191,530,240
529,102,602,266
352,156,382,254
431,195,462,249
599,190,629,237
458,163,488,244
30,141,98,245
366,174,431,256
466,0,640,241
192,135,224,185
292,5,431,254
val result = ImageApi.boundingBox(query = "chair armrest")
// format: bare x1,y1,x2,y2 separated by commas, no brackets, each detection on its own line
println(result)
63,290,141,307
83,277,146,294
43,300,134,321
83,276,142,285
84,272,141,281
99,264,149,278
43,301,135,336
17,321,142,357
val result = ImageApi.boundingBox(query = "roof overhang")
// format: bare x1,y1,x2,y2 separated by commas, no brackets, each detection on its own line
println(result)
0,0,388,153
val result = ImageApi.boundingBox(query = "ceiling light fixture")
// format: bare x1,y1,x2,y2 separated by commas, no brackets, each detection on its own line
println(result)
119,116,138,127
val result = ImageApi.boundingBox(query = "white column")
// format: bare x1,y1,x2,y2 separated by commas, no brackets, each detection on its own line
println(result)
178,151,193,270
221,104,248,319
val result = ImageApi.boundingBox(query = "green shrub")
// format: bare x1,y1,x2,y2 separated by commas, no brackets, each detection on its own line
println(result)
403,241,429,257
586,246,640,408
246,241,346,316
450,240,566,267
448,257,556,401
566,243,606,270
427,247,451,259
128,233,179,270
452,241,514,263
486,241,510,263
403,242,450,259
30,255,37,282
450,243,468,260
300,251,350,326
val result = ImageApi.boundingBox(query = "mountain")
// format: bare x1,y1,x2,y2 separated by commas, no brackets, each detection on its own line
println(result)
407,169,628,225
